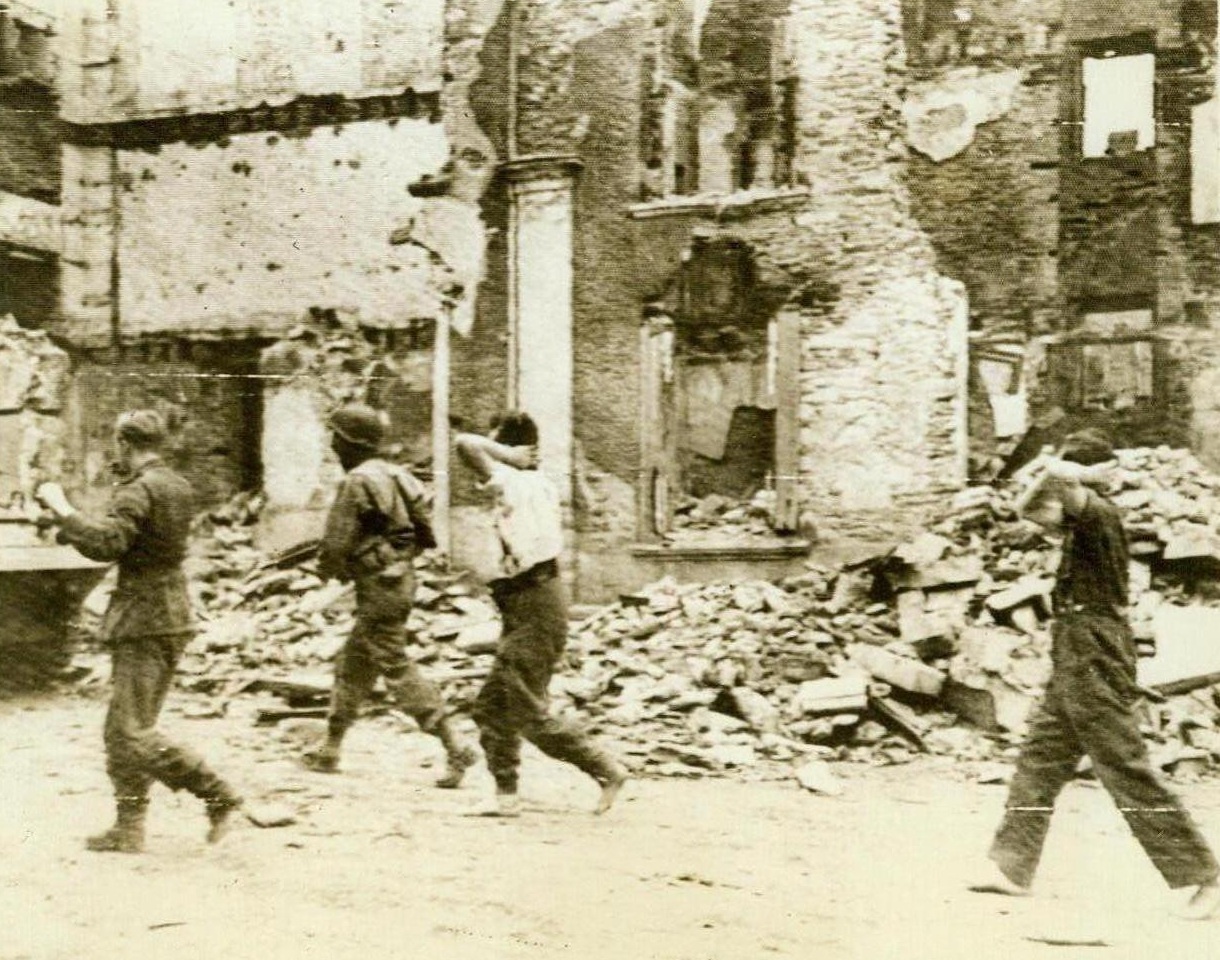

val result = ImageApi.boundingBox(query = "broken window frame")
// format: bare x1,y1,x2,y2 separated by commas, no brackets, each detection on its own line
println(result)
639,5,799,200
1048,333,1158,412
636,243,799,543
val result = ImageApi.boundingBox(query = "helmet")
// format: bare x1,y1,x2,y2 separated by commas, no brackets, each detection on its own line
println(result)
1059,429,1114,466
116,409,168,449
330,404,386,449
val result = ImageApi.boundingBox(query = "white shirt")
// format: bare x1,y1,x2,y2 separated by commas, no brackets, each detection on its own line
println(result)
485,462,564,579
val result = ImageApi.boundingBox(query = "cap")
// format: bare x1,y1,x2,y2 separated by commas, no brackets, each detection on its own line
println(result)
330,404,386,449
115,409,168,448
1059,429,1115,466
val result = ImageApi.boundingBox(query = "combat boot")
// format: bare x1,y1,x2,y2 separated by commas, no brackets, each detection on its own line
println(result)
433,717,478,789
86,799,148,854
301,743,341,773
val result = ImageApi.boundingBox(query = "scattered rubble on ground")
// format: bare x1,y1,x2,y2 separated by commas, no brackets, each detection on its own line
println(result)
64,446,1220,786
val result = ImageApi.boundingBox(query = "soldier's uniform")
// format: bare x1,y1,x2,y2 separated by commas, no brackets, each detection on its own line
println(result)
308,456,474,781
59,456,241,850
471,459,624,800
989,490,1219,890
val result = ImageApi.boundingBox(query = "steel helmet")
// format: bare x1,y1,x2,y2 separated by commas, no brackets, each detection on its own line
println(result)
330,404,386,449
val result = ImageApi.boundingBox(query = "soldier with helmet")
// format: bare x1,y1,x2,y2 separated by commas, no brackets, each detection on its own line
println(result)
301,404,478,788
35,409,244,853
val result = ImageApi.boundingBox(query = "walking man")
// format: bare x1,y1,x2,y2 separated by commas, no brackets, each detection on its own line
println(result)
36,409,243,853
455,412,628,817
971,430,1220,920
302,404,477,788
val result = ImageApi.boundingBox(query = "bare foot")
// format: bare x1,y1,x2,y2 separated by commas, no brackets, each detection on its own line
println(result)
968,862,1029,897
594,769,629,815
1180,878,1220,921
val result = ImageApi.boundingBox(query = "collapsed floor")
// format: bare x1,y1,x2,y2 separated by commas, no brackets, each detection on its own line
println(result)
59,445,1220,793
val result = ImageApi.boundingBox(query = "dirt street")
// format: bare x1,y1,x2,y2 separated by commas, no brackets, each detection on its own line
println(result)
2,692,1219,960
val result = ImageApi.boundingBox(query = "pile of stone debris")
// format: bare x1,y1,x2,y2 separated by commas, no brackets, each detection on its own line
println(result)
670,490,778,540
68,447,1220,791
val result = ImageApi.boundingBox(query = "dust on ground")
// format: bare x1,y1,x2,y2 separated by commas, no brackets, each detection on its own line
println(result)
2,692,1219,960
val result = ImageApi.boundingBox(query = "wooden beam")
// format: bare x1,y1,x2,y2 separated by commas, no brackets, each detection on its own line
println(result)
0,191,60,255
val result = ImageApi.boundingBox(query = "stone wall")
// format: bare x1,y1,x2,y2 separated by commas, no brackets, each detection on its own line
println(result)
785,0,968,544
485,0,970,599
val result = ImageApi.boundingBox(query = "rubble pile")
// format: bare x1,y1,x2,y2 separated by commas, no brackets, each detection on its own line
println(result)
64,446,1220,787
670,489,778,541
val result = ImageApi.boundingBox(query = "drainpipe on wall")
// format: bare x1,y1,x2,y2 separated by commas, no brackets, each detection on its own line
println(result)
432,297,453,554
505,0,521,405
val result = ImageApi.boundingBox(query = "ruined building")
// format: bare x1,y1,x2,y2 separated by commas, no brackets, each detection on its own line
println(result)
3,0,1220,602
903,0,1220,475
448,0,970,598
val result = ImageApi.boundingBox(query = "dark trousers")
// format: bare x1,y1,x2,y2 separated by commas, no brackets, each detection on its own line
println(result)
330,572,445,736
990,615,1218,889
473,570,617,794
106,637,236,806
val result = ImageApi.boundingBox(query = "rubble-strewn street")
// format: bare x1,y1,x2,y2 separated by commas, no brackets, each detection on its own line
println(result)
3,694,1219,960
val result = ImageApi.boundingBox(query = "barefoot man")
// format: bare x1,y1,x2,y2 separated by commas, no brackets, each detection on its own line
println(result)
971,430,1220,921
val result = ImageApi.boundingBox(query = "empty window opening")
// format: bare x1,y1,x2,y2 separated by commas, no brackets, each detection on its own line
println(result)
1082,52,1155,158
640,0,798,200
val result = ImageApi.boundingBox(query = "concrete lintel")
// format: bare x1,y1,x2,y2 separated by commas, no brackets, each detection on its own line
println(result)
627,186,811,221
499,153,584,186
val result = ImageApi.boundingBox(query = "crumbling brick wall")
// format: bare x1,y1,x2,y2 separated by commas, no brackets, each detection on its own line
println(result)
899,1,1065,474
1026,0,1220,459
45,1,498,536
899,0,1220,477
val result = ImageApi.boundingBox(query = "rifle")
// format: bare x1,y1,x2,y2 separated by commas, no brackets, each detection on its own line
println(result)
255,537,321,572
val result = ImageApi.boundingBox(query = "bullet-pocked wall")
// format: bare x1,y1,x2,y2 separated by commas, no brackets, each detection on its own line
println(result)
112,119,451,339
490,0,969,599
49,0,493,521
